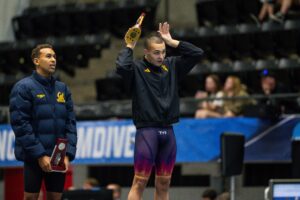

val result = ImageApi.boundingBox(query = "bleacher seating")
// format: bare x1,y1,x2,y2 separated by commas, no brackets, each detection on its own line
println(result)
0,32,110,76
1,0,300,118
169,1,300,98
12,0,158,40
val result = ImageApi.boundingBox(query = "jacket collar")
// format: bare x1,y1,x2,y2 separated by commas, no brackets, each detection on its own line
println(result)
143,57,162,73
32,71,55,87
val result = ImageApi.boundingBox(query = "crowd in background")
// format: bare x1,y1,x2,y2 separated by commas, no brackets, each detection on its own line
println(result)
194,70,297,119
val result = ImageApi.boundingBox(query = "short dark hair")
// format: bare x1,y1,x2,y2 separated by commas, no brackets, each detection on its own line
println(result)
202,188,217,200
144,32,164,49
31,44,53,62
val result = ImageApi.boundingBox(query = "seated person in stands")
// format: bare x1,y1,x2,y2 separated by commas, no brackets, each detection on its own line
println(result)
196,76,255,118
222,76,255,117
257,70,294,114
258,0,299,23
195,74,224,118
259,70,286,95
202,188,218,200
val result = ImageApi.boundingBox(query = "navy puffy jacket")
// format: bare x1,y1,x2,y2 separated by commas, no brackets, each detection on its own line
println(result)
9,71,77,162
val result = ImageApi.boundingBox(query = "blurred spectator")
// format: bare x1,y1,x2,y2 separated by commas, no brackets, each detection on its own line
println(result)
257,70,297,114
195,75,224,118
106,183,122,200
196,76,255,118
222,76,255,117
258,0,299,23
82,177,100,190
259,70,286,95
217,192,230,200
202,188,218,200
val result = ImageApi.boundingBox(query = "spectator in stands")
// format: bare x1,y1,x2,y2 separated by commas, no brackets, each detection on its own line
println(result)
217,192,230,200
196,76,254,118
202,188,218,200
116,22,203,200
9,44,77,200
83,178,100,190
257,70,290,114
195,75,224,118
258,0,299,23
260,70,281,95
106,183,122,200
222,76,255,117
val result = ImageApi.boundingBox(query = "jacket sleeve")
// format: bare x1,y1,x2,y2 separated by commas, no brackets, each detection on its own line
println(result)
175,41,204,81
64,86,77,162
9,84,46,159
115,47,134,85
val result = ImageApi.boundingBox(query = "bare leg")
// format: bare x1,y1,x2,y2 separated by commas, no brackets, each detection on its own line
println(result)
24,192,39,200
46,192,63,200
128,175,149,200
154,175,171,200
279,0,293,14
259,3,271,21
267,3,275,18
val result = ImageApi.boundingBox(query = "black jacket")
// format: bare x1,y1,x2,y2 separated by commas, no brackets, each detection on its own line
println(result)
116,41,203,128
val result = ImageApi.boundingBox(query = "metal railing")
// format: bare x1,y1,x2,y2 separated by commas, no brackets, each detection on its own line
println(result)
0,93,299,123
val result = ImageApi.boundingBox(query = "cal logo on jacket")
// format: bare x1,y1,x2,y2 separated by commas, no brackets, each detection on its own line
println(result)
57,92,65,103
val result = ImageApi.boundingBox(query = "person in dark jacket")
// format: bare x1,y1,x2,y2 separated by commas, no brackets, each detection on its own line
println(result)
9,44,77,200
116,22,203,200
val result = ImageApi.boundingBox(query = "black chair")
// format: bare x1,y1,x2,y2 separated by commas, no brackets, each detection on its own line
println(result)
30,7,56,38
189,63,210,75
89,3,111,34
278,58,300,88
233,24,259,59
233,60,255,72
237,0,261,23
196,0,220,26
210,25,238,61
255,59,278,71
179,75,201,97
219,0,239,25
110,2,157,38
211,62,233,72
95,78,129,101
275,20,300,57
12,15,35,40
69,4,92,35
278,58,300,69
195,27,218,60
53,7,73,37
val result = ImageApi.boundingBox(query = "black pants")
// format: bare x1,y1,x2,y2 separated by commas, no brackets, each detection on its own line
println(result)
24,161,66,193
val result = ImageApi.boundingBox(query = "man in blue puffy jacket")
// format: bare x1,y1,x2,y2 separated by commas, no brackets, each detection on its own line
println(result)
9,44,77,200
